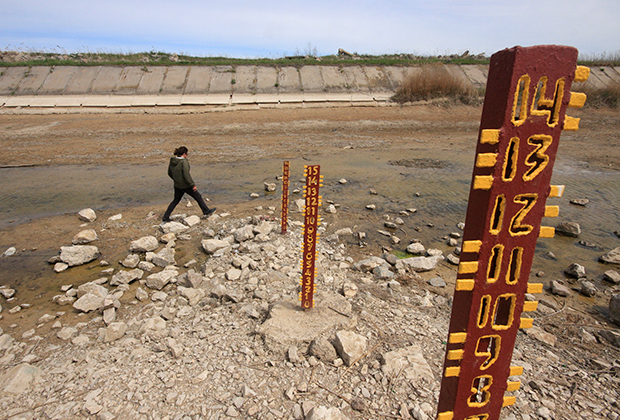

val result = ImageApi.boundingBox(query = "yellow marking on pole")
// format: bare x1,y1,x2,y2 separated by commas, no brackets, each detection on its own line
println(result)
476,153,498,168
473,175,494,190
447,350,464,360
480,129,500,144
502,396,516,407
455,279,475,291
544,205,560,218
539,226,555,238
522,301,539,312
449,332,467,344
574,65,591,82
458,261,479,274
527,283,543,294
563,116,580,131
506,381,521,392
549,185,565,198
510,366,524,377
462,240,482,253
445,367,460,377
437,412,454,420
519,318,534,329
568,92,587,108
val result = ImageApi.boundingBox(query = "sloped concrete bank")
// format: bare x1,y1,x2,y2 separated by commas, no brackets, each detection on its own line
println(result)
1,64,618,110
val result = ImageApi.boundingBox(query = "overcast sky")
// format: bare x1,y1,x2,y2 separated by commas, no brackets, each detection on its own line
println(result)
2,0,619,59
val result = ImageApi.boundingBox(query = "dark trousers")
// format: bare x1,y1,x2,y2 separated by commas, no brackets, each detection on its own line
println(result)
163,187,210,221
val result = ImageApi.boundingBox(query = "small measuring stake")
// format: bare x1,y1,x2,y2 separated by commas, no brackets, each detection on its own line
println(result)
281,161,290,234
300,165,323,309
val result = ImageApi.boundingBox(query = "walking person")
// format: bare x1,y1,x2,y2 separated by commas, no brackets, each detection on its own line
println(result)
162,146,215,222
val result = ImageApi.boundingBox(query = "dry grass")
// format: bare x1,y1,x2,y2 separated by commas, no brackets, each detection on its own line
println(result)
392,63,480,104
573,82,620,108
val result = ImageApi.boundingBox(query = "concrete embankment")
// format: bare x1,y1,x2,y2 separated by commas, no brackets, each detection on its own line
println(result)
0,64,618,110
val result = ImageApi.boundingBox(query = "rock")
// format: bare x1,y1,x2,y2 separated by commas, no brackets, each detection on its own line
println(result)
384,221,398,229
72,229,98,244
160,221,189,235
524,326,557,346
226,268,242,281
354,256,386,272
401,255,443,272
598,329,620,347
146,268,178,290
366,204,376,210
54,262,69,273
59,245,100,266
104,321,127,342
325,204,337,214
0,288,15,299
603,270,620,284
341,282,358,298
446,254,460,265
110,268,144,286
380,345,435,383
339,178,347,184
0,363,43,394
234,225,255,243
570,198,589,206
183,215,201,227
152,247,176,267
73,293,104,313
600,246,620,265
406,242,425,255
57,327,77,340
308,337,338,362
135,287,149,301
178,286,205,306
610,293,620,326
2,246,17,257
201,238,231,254
121,253,140,268
78,208,97,222
129,236,159,252
108,213,122,221
428,277,446,287
264,182,276,192
334,330,367,366
579,280,597,297
306,406,350,420
103,307,116,325
555,222,581,237
550,280,571,297
564,263,586,279
77,281,108,298
373,264,394,279
0,334,14,350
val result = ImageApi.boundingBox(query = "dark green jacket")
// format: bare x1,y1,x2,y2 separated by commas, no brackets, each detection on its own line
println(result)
168,157,195,189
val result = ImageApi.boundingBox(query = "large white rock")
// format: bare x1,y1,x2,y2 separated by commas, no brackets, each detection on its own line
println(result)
306,406,350,420
77,281,108,298
406,242,426,255
401,255,444,272
103,321,127,342
59,245,100,266
201,238,231,254
0,363,44,394
129,236,159,252
234,225,256,243
78,208,97,222
146,268,178,290
72,229,98,245
152,247,176,268
334,330,367,366
600,246,620,265
178,287,205,306
110,268,144,286
183,215,201,227
160,221,189,235
380,345,435,383
73,293,104,313
354,256,386,272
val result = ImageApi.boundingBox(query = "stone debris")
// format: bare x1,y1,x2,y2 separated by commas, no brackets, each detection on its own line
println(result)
78,208,97,222
59,245,101,266
0,208,617,420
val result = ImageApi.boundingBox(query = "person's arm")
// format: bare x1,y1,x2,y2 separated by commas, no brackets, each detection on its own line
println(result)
182,160,196,189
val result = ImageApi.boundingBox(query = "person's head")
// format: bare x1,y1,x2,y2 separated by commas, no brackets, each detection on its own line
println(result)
173,146,188,157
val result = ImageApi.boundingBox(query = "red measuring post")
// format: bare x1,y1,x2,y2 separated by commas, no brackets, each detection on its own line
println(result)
281,161,290,234
437,45,589,420
300,165,323,309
